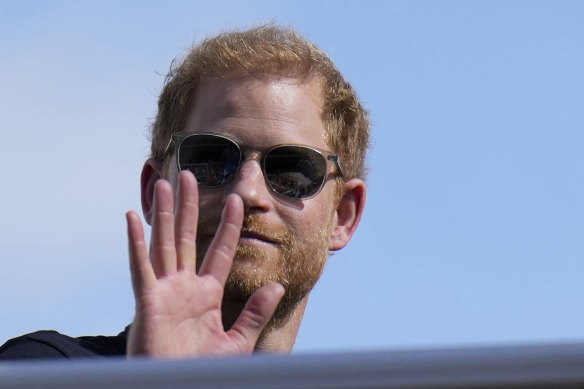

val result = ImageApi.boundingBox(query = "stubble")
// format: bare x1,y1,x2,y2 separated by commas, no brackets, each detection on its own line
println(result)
198,213,331,330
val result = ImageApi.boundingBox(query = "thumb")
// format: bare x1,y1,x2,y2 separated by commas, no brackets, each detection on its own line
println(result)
226,283,285,352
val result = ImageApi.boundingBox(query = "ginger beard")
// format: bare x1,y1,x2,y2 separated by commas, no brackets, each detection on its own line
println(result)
196,213,332,330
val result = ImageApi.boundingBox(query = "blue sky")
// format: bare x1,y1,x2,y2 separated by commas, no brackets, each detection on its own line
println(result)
1,1,583,353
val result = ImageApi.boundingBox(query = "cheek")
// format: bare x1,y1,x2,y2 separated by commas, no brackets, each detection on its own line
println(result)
197,189,230,226
284,201,335,244
166,164,179,187
164,168,180,206
198,189,226,208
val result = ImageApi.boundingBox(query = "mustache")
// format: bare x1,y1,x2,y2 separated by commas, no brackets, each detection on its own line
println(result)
240,216,292,246
198,214,292,246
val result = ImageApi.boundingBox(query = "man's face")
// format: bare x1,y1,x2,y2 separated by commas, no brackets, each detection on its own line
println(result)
165,76,339,327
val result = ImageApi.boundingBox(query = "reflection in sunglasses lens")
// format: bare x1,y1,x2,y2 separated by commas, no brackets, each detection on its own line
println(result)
178,135,328,199
265,147,326,198
179,136,240,186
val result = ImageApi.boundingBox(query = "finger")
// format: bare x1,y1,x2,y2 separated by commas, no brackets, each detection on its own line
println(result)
150,179,177,277
198,194,243,285
126,211,156,295
175,171,199,272
227,283,285,351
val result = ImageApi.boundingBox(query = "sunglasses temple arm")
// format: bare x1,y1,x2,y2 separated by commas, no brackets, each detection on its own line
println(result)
163,136,175,156
328,155,345,178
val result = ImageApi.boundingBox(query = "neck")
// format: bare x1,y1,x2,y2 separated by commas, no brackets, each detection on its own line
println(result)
221,293,309,353
254,295,309,353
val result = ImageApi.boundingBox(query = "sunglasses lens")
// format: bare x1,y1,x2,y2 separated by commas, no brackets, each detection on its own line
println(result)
176,134,331,199
264,146,328,199
178,135,240,186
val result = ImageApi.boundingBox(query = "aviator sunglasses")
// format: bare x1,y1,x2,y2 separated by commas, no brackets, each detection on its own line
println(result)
165,132,344,199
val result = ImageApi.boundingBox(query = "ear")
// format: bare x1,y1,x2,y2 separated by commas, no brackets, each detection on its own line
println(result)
140,158,163,225
329,178,366,251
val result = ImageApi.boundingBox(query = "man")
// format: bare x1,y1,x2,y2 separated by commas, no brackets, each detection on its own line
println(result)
0,25,369,359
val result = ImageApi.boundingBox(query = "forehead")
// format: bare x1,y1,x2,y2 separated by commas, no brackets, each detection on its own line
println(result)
183,76,327,149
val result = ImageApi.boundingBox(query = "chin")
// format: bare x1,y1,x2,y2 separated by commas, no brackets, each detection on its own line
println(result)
224,238,329,329
229,244,280,291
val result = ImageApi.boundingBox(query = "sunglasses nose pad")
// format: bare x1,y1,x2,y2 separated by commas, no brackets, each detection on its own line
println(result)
229,158,273,209
238,157,264,182
235,151,265,184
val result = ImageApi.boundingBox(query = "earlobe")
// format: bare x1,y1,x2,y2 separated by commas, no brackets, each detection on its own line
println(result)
140,158,163,225
329,179,366,251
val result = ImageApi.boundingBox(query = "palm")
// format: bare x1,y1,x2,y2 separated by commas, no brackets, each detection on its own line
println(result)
133,270,234,356
125,171,283,357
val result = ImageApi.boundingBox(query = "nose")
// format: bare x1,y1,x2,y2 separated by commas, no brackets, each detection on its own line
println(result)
227,157,272,213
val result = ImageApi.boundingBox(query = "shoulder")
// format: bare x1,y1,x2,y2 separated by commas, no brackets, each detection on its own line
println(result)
0,329,127,360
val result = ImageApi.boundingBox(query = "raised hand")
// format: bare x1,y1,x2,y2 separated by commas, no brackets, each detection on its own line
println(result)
125,171,284,358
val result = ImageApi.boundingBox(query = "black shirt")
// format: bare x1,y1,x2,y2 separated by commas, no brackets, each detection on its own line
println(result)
0,328,128,360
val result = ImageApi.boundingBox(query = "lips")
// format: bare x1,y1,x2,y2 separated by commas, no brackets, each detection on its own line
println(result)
196,229,278,244
198,214,291,248
239,229,279,245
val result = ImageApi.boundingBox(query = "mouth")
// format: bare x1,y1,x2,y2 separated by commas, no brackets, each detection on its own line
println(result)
239,230,279,245
197,230,278,245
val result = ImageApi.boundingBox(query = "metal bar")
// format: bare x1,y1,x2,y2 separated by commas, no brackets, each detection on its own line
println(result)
2,343,584,389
